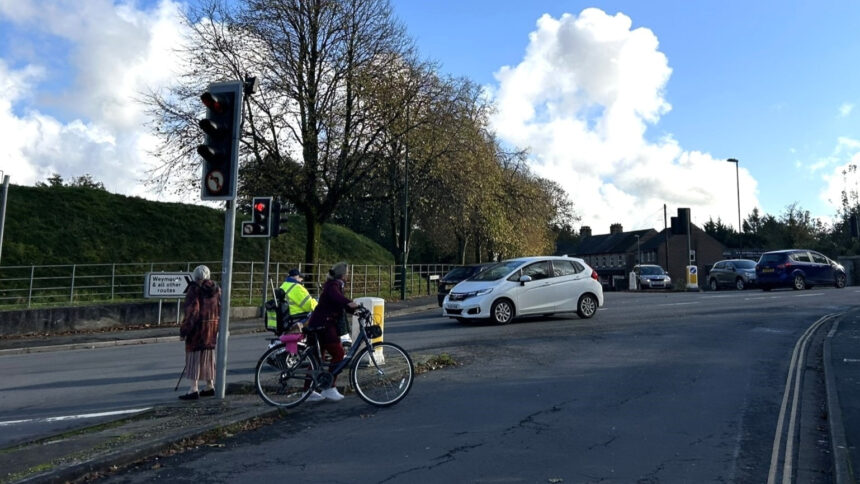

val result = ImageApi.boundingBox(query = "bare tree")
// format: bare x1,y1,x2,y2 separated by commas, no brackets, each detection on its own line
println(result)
144,0,412,264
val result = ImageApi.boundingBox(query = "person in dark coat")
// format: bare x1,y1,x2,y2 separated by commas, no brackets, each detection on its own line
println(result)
178,265,221,400
305,262,359,402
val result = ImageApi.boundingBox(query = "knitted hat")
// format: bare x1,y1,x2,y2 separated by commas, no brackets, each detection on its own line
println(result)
329,262,348,280
288,269,302,278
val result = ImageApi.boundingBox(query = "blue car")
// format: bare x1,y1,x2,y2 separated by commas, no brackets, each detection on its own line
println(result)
755,249,847,291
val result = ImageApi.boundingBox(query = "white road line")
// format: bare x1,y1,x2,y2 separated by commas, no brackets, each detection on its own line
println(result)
0,407,151,427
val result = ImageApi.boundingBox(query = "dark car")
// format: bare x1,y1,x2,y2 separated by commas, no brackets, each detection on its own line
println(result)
708,259,757,290
755,249,847,291
437,264,493,306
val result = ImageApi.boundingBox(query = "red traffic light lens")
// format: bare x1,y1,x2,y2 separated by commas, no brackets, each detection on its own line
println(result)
201,92,225,114
254,202,266,212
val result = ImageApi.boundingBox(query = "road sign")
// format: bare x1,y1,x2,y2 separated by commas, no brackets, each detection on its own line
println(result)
145,272,193,299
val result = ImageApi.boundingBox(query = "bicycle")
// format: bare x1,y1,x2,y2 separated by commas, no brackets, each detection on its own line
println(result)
255,306,414,408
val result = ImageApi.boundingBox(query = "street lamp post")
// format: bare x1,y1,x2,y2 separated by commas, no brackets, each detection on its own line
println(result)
727,158,741,257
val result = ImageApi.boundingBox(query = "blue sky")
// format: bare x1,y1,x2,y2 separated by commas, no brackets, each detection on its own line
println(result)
1,0,858,233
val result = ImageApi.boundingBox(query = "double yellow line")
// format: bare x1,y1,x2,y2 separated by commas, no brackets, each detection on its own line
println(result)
767,312,841,484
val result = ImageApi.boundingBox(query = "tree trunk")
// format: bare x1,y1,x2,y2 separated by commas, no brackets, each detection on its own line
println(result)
304,215,322,266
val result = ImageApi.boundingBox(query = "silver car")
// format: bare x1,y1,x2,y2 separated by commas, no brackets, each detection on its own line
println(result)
708,259,757,290
633,264,672,289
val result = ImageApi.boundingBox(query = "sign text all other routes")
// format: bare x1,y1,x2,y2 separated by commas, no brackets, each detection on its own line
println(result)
145,272,192,299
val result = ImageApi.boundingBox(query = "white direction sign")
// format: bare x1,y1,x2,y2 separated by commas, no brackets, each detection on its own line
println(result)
145,272,193,299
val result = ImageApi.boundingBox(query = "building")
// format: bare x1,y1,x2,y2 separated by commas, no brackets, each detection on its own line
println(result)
574,224,658,290
574,209,726,290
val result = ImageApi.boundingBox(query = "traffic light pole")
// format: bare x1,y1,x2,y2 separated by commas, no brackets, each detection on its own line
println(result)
261,237,271,312
215,199,237,399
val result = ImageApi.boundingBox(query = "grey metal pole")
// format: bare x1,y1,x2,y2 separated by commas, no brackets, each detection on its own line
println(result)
727,158,741,257
262,237,271,311
0,174,9,265
400,105,409,301
215,200,237,399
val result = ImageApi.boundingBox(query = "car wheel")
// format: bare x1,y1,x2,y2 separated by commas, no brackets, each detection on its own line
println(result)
735,278,745,291
792,274,806,290
490,299,514,325
836,273,847,289
709,279,718,291
577,294,598,319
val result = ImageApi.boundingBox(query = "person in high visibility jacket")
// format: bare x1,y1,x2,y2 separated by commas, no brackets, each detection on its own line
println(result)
280,269,317,317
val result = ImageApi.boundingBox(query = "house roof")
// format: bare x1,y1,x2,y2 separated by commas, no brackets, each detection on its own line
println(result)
575,229,657,255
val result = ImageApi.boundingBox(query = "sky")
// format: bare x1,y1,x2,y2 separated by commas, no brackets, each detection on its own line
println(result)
1,0,859,234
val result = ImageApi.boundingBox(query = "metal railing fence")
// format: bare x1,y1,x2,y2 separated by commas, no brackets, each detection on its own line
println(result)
0,261,455,309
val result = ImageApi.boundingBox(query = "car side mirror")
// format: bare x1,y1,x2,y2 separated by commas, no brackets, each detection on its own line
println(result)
519,275,532,285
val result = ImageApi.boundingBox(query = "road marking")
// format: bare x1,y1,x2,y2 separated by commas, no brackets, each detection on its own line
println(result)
844,358,860,363
768,313,840,484
0,407,151,427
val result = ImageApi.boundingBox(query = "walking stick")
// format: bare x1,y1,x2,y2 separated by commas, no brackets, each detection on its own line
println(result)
174,362,187,391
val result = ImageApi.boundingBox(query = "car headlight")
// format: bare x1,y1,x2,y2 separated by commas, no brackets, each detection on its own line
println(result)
464,288,493,299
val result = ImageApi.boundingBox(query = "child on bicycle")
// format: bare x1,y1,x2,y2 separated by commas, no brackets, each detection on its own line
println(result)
305,262,360,402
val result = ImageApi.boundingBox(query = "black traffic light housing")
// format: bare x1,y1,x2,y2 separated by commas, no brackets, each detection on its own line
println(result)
199,81,243,201
242,197,272,237
270,201,289,238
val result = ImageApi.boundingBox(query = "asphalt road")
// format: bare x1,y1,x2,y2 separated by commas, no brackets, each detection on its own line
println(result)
5,287,860,482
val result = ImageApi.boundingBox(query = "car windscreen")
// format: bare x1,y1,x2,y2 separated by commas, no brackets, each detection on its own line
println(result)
442,267,474,280
470,261,523,281
734,260,756,269
638,266,664,275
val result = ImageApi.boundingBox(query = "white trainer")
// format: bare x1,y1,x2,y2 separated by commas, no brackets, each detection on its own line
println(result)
320,387,345,401
306,391,325,402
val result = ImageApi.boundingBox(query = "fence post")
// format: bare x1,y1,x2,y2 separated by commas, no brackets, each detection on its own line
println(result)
70,264,76,303
249,262,255,304
110,263,116,300
27,265,35,308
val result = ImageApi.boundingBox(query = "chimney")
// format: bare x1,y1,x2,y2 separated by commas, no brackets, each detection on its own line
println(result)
579,226,592,237
609,223,623,234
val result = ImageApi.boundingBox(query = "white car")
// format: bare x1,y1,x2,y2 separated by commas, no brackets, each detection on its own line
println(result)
442,256,604,324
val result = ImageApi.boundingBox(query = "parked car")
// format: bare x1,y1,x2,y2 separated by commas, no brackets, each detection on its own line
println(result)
436,264,493,306
633,264,672,290
708,259,757,290
441,256,603,324
755,249,847,291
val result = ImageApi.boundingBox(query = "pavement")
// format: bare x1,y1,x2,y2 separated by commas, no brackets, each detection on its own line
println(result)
0,295,440,484
1,297,860,483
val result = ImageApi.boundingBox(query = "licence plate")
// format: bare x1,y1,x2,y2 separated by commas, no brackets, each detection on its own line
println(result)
446,303,461,310
762,268,774,273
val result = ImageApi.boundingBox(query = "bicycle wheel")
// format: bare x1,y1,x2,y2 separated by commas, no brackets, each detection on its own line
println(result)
350,342,414,407
255,344,318,408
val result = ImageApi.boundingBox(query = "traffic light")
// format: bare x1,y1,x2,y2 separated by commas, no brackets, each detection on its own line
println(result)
242,197,272,237
270,201,289,237
198,81,243,201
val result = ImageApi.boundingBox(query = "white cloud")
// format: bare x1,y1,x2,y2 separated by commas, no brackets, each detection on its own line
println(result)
839,103,854,118
820,137,860,212
0,0,188,199
491,8,760,233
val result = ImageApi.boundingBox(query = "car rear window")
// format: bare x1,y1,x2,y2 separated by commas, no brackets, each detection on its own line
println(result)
552,260,580,276
734,260,756,269
759,254,786,265
443,267,473,280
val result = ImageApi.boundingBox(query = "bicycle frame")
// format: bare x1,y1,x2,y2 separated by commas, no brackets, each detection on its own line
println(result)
304,310,382,389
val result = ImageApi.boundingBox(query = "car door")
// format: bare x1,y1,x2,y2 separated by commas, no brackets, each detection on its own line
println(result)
550,259,587,311
515,261,555,314
810,251,833,284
